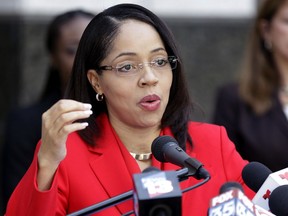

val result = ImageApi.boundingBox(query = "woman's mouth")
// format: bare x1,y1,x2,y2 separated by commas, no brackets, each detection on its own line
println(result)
139,94,161,111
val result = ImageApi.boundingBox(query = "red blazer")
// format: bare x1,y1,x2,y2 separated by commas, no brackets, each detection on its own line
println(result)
5,114,254,216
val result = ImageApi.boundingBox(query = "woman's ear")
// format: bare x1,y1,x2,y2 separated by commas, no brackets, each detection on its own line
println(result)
87,69,102,93
259,19,273,51
260,19,272,47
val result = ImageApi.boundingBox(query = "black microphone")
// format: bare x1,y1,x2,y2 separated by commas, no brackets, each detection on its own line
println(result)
241,161,272,193
151,135,210,180
219,181,244,194
142,166,161,173
133,166,182,216
268,185,288,216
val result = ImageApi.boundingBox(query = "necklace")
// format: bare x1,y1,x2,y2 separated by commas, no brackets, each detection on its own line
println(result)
130,152,152,161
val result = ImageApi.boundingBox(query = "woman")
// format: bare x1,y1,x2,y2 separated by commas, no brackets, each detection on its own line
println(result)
6,4,254,215
213,0,288,172
2,9,94,209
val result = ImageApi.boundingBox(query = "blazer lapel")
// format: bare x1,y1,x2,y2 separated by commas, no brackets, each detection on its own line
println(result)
87,114,139,214
88,147,134,214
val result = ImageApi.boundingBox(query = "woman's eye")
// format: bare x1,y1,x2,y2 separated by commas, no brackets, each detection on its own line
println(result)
118,64,134,72
155,58,168,67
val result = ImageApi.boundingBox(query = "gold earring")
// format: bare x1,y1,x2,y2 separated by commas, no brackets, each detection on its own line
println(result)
96,93,104,101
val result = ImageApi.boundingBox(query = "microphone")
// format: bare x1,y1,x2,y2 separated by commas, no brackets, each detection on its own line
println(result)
208,182,253,216
133,166,182,216
151,135,210,180
242,163,288,212
242,162,272,192
208,182,275,216
242,162,288,212
268,185,288,216
219,181,244,194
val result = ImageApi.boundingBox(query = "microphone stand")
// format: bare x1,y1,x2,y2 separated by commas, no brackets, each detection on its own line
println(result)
67,168,193,216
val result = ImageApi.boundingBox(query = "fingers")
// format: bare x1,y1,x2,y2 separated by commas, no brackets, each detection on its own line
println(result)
55,109,92,135
39,99,93,165
42,99,92,134
43,99,92,123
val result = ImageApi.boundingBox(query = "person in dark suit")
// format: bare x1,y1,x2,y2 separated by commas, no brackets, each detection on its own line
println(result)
213,0,288,172
1,9,94,210
5,4,254,215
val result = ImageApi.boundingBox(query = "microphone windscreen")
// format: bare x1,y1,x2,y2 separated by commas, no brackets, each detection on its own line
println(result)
268,185,288,216
151,135,177,162
242,161,272,192
219,181,244,194
142,166,160,173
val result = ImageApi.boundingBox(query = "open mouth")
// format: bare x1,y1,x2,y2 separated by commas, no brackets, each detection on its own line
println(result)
139,94,161,111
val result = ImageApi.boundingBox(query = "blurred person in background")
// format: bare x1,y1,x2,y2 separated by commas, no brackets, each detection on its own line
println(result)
213,0,288,172
1,9,94,210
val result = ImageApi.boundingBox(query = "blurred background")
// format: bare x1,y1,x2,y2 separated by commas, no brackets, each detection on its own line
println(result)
0,0,260,213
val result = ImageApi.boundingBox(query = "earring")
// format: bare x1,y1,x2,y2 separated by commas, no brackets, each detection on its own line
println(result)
264,39,272,50
96,93,104,101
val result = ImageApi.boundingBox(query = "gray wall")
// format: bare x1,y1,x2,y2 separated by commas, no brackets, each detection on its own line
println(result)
0,15,252,214
167,18,251,121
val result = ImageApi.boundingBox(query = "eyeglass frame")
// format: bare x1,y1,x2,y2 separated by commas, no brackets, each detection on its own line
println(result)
96,56,178,76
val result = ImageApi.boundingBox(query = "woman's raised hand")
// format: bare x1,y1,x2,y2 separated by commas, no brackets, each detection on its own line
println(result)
37,99,92,190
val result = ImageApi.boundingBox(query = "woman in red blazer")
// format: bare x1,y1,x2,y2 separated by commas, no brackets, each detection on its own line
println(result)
5,4,255,216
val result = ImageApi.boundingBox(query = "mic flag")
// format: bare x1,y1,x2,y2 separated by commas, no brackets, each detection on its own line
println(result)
208,182,275,216
208,182,254,216
133,167,182,216
252,167,288,211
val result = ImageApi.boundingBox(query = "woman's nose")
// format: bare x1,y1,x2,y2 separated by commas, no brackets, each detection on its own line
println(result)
138,64,159,86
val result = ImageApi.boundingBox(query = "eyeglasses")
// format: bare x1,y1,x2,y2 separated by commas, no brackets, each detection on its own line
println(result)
97,56,178,76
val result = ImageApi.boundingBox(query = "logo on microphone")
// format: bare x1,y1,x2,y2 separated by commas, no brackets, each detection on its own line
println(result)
262,171,288,200
262,190,271,200
141,172,174,198
209,189,255,216
133,169,182,216
279,172,288,181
